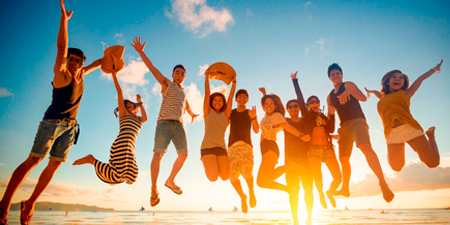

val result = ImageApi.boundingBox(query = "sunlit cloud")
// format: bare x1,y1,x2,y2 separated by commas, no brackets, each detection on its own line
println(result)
0,87,13,97
182,82,204,124
166,0,235,38
350,162,450,198
151,83,161,95
198,64,209,76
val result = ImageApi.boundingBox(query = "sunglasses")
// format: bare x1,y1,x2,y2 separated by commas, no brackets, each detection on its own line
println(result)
308,100,320,104
68,57,84,64
287,104,299,109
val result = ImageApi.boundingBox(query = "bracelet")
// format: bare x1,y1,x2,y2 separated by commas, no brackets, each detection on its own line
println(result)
433,68,438,73
251,117,256,121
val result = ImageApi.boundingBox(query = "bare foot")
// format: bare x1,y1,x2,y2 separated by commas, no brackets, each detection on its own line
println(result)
326,190,336,208
380,183,394,203
319,192,327,209
240,195,248,213
72,154,95,165
425,127,436,137
249,192,257,208
334,189,350,197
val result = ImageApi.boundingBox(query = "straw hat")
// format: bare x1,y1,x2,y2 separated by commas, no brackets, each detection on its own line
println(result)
205,62,236,85
101,45,125,73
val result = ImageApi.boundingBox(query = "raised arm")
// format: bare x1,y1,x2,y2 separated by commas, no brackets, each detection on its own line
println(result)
259,87,266,96
406,59,443,98
337,81,367,104
203,72,211,117
53,0,72,86
131,36,170,91
225,79,237,121
249,106,260,133
290,71,308,117
111,72,129,118
364,87,382,100
135,94,147,123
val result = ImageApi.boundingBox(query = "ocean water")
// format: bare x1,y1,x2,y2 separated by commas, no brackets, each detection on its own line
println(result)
5,208,450,225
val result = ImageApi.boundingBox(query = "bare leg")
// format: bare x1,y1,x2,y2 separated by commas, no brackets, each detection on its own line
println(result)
301,175,314,225
244,176,257,208
217,155,230,181
308,156,327,209
407,129,439,168
273,165,286,180
358,143,394,203
230,179,248,213
165,153,188,187
256,151,288,192
324,157,342,208
335,156,351,197
72,154,95,165
201,155,220,182
151,153,164,203
23,159,63,220
387,143,405,171
286,171,300,225
0,156,42,221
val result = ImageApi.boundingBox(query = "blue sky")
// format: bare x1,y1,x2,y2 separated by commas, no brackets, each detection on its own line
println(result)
1,0,449,212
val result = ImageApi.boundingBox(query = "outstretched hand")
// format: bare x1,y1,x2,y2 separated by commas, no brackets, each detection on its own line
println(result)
190,113,200,124
290,71,298,80
249,106,257,119
131,36,147,53
59,0,73,20
259,87,266,96
136,94,142,103
337,90,351,105
364,87,371,98
434,59,443,73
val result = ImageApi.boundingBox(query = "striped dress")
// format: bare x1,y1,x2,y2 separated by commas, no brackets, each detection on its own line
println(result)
94,115,142,185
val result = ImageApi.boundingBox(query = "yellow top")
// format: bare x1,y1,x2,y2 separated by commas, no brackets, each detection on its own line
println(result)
377,90,423,137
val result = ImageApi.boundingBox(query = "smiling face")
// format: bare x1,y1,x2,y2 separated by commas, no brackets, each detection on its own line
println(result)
329,69,343,86
125,102,138,115
67,53,85,75
307,97,321,113
286,101,300,118
235,93,249,107
388,72,405,92
172,67,186,85
212,95,225,111
263,97,277,115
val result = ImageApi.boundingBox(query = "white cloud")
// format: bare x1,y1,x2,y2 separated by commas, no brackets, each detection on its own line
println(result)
0,87,13,97
182,82,204,124
314,37,334,58
113,33,125,44
151,83,161,95
198,64,209,76
304,46,310,56
166,0,235,38
246,9,254,18
349,162,450,198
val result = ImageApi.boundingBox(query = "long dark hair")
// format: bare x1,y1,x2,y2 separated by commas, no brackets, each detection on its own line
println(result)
381,70,409,95
210,92,227,112
114,100,142,118
261,94,285,116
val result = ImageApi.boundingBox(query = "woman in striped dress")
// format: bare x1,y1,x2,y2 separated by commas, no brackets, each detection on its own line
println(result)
73,72,147,185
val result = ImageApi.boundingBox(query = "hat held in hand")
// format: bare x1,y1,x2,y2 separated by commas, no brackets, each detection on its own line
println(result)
205,62,236,85
101,45,125,73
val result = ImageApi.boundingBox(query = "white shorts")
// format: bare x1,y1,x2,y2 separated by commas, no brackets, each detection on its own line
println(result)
386,124,423,144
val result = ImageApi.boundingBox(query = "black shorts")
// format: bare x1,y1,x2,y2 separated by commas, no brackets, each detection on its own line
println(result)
201,147,228,158
260,139,280,157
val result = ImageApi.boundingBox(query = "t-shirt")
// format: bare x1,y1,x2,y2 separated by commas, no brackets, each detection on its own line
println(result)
260,112,286,141
284,118,308,165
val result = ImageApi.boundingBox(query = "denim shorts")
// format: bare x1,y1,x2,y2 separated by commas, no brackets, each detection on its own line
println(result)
30,119,77,162
307,144,336,161
153,120,188,154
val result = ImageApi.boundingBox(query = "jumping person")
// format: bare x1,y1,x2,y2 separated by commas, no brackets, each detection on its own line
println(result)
290,71,342,209
131,36,198,207
73,71,147,185
227,89,259,213
0,1,102,224
326,63,394,203
200,73,236,182
284,98,313,225
257,88,310,193
364,60,442,171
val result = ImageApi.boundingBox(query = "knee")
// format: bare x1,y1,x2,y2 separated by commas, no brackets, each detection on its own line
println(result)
358,143,374,154
424,158,440,168
256,176,266,188
389,161,405,172
24,156,42,167
178,153,188,161
207,174,219,182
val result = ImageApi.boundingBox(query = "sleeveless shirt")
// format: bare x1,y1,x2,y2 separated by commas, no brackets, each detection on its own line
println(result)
201,110,228,150
157,81,186,122
44,72,84,120
228,109,252,147
377,90,423,137
329,82,365,124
